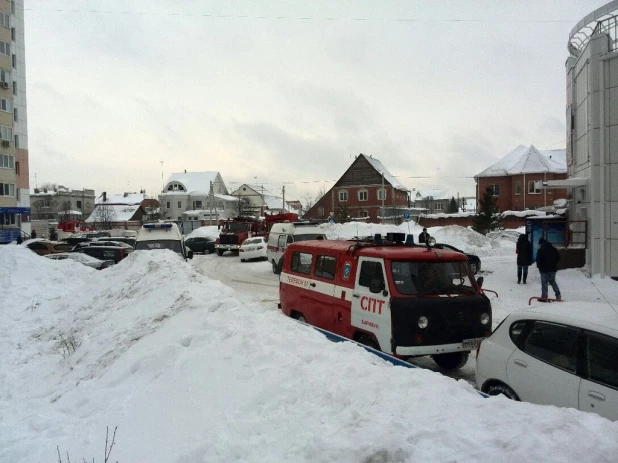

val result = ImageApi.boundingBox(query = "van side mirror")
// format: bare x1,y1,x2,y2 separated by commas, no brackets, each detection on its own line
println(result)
476,276,484,288
369,278,384,294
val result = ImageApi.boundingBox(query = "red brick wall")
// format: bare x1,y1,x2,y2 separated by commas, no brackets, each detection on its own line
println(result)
478,173,568,212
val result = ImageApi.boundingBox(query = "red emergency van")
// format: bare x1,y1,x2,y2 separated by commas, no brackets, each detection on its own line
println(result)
279,234,493,370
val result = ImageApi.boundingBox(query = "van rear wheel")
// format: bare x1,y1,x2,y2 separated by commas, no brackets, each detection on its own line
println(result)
217,249,224,256
432,352,470,371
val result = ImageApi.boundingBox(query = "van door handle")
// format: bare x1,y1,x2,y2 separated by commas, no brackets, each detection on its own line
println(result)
337,312,343,323
514,359,527,368
310,283,316,288
352,293,360,298
588,391,606,401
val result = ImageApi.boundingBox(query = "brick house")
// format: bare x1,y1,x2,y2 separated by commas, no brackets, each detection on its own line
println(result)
474,145,568,212
303,153,410,223
411,189,451,214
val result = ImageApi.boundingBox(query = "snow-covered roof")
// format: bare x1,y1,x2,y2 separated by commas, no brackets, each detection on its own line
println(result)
165,172,220,194
214,194,238,202
475,145,567,178
415,189,450,201
361,154,409,191
58,210,83,215
96,192,145,205
85,204,140,222
263,194,287,211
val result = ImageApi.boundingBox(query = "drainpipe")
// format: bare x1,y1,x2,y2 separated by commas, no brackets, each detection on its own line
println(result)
523,173,526,210
544,172,547,208
599,58,606,278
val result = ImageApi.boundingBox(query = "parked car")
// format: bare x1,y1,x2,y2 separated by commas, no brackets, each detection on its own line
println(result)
45,252,114,270
72,240,134,254
26,240,74,256
239,236,268,261
434,243,481,275
70,245,129,264
184,236,216,255
476,302,618,421
94,236,137,248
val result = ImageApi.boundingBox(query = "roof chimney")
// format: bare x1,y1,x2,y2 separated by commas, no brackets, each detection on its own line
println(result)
184,169,187,173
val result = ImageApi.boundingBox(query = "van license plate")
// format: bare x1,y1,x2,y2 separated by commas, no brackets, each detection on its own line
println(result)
462,338,483,349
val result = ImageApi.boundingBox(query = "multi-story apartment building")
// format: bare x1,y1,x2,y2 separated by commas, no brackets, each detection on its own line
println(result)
0,0,28,243
30,186,96,221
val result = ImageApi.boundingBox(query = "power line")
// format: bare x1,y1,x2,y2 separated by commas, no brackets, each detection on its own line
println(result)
23,8,574,24
541,138,567,150
225,174,476,186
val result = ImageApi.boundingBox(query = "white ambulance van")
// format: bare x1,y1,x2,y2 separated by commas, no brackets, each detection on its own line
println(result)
267,222,325,274
135,222,193,260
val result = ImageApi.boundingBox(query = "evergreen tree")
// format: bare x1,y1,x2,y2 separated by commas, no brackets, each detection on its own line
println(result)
49,226,59,241
334,204,351,223
448,196,458,214
472,186,502,235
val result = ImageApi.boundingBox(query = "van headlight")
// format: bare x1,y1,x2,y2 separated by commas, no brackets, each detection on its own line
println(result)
418,316,429,329
480,313,490,325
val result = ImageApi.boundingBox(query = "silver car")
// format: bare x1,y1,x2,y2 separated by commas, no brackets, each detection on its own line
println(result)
45,252,114,270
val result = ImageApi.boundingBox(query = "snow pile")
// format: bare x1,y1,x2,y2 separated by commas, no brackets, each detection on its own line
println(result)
184,225,220,239
2,246,618,462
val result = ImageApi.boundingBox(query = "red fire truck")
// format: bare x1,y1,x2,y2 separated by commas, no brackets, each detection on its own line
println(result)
215,213,300,256
278,233,493,371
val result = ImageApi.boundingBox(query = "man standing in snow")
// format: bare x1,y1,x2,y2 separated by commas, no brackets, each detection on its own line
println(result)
418,228,430,244
536,238,561,301
516,234,532,284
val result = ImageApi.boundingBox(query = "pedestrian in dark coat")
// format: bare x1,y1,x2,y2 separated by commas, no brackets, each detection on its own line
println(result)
418,228,430,244
31,229,37,239
516,234,532,284
536,238,561,301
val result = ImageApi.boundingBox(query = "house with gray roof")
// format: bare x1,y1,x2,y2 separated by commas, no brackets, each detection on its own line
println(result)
474,145,568,212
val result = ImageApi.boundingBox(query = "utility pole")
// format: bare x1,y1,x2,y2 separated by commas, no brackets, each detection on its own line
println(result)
160,161,164,191
209,180,214,226
282,185,286,211
381,172,385,224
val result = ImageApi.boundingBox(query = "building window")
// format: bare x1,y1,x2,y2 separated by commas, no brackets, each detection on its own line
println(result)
1,153,14,168
0,41,9,56
359,210,368,218
0,13,9,29
358,190,368,201
13,107,16,121
192,200,202,209
0,100,9,117
1,69,10,84
42,200,50,208
76,200,82,209
177,201,182,208
12,81,15,95
435,203,444,210
14,160,18,173
515,181,521,195
317,206,324,218
377,189,386,201
166,201,170,209
11,1,15,15
11,53,15,68
0,125,11,141
13,134,17,147
11,27,15,41
0,182,15,196
338,190,348,202
489,184,500,196
528,181,541,194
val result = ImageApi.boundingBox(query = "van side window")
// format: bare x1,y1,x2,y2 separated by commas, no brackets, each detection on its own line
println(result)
315,255,336,280
287,235,294,244
277,235,287,249
291,252,313,275
359,261,384,288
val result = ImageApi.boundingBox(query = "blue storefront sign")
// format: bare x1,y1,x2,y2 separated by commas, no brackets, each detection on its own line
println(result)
0,207,31,214
0,228,20,243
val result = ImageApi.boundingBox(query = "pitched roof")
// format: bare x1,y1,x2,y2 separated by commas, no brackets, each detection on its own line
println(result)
165,172,221,194
96,192,145,205
475,145,567,178
361,154,409,191
415,189,450,201
85,204,141,222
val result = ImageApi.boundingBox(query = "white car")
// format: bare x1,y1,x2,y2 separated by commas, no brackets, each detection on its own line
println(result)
239,237,267,262
476,302,618,421
45,252,114,270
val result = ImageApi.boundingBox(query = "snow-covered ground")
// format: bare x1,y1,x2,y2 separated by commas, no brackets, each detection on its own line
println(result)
2,224,618,462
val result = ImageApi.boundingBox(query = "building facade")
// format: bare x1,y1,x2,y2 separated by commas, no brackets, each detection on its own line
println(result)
475,145,568,212
303,153,411,223
564,3,618,277
30,186,95,221
0,0,28,243
411,189,451,213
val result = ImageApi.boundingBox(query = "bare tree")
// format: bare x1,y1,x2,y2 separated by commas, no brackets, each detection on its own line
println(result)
40,182,58,192
92,204,117,230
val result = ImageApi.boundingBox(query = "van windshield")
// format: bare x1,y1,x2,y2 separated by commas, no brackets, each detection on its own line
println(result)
391,261,475,296
224,223,248,232
135,240,182,254
294,234,324,242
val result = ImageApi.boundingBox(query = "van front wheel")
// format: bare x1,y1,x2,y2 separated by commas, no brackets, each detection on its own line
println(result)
358,334,380,351
217,249,224,256
432,352,470,371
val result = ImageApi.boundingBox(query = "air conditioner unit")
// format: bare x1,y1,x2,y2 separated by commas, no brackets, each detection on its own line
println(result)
1,140,9,147
1,82,8,89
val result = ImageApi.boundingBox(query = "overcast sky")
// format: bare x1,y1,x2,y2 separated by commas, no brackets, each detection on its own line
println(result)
25,0,603,202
